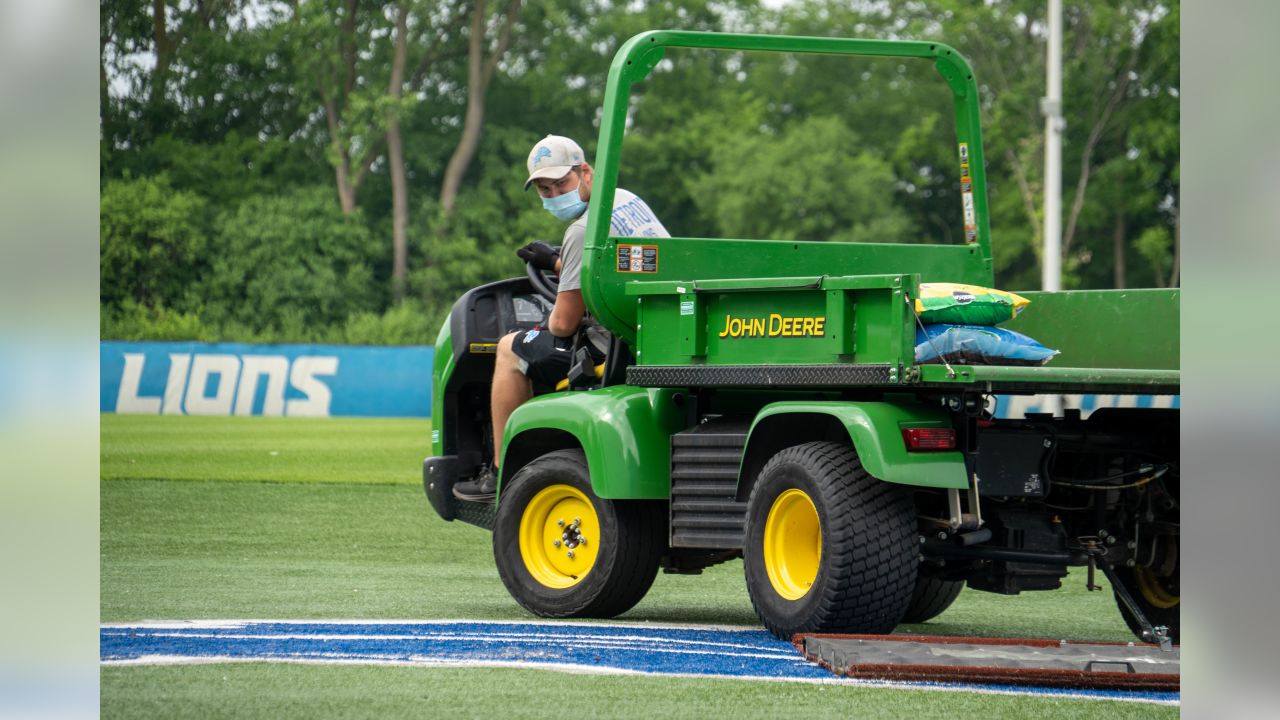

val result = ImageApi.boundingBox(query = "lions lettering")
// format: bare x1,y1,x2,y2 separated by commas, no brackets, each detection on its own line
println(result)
115,353,339,417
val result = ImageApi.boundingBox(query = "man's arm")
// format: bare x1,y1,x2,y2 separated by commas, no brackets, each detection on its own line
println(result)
547,289,585,337
548,220,589,337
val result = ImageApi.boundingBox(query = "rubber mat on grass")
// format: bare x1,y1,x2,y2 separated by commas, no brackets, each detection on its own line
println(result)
797,633,1179,692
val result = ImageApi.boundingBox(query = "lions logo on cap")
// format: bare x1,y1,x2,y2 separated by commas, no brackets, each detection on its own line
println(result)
532,146,552,167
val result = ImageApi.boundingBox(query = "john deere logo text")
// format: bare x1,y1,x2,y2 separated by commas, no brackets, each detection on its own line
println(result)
718,313,826,339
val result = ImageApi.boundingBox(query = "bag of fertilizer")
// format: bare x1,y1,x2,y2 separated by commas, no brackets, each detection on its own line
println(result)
915,324,1059,367
914,283,1030,325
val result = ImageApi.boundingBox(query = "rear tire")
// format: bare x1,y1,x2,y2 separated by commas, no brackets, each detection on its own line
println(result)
901,574,964,624
493,449,664,618
743,441,918,639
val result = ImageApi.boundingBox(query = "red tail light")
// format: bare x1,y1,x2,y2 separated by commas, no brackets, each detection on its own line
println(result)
902,427,956,451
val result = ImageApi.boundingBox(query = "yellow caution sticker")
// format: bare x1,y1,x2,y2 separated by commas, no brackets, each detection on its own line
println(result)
959,143,978,243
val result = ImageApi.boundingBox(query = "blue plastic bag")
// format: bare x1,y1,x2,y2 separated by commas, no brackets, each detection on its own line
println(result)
915,324,1059,366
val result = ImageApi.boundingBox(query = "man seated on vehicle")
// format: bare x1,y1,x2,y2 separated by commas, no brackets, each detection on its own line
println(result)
453,134,670,502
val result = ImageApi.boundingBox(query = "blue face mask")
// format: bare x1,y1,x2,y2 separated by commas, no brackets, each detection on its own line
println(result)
542,190,588,222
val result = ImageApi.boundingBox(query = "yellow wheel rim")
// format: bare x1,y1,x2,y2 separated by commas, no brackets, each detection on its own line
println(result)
1135,566,1179,609
519,484,600,589
763,488,822,600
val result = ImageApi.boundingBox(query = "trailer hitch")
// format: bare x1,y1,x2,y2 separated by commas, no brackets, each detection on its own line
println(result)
1079,537,1106,592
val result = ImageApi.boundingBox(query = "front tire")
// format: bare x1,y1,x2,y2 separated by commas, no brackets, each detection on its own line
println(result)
744,442,918,639
493,449,663,618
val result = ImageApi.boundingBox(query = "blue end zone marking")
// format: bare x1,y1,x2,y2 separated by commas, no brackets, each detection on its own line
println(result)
100,621,1178,704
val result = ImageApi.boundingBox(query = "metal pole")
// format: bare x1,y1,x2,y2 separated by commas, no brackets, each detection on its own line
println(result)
1042,0,1063,294
1041,0,1063,416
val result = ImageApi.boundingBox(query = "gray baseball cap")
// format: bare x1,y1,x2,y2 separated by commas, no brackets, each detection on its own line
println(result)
524,135,585,190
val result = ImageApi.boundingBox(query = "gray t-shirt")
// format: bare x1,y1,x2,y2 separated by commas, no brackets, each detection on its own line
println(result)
557,188,669,352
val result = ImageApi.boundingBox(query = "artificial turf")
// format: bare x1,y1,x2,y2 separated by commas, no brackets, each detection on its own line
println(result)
100,415,430,485
100,414,1170,717
101,476,1136,640
101,664,1177,720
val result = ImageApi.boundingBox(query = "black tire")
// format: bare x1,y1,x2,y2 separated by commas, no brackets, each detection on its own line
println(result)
743,441,918,639
493,449,664,618
901,574,964,624
1113,564,1179,644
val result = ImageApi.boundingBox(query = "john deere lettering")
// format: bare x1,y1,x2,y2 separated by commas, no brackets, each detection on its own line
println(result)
717,313,826,339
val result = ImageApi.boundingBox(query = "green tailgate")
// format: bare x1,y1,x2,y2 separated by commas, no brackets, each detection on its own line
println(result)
1003,289,1179,370
628,273,916,366
913,288,1181,393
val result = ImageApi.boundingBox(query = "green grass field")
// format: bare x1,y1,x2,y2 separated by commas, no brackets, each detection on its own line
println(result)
101,414,1176,718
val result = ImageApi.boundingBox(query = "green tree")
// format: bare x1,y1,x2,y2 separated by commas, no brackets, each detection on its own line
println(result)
284,0,400,215
200,187,381,340
99,0,1178,344
888,0,1180,290
694,116,914,243
100,174,208,310
1064,2,1179,289
102,1,320,201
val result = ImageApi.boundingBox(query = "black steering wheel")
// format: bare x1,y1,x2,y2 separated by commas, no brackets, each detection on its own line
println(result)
526,261,559,304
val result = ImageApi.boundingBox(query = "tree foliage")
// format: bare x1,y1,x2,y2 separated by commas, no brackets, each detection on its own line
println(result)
101,0,1179,344
201,186,380,338
695,116,914,243
100,173,208,310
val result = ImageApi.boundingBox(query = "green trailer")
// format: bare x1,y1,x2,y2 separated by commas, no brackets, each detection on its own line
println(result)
421,30,1179,646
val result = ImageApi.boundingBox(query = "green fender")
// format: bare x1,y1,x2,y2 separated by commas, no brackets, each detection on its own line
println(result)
429,319,454,458
741,400,968,492
499,385,685,500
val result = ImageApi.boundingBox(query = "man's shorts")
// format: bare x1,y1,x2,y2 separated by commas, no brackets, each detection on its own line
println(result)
510,327,604,393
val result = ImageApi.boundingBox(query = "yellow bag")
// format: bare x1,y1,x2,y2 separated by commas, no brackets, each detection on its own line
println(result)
914,283,1030,326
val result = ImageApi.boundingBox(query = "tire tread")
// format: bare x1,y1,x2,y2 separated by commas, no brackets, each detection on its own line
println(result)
745,441,918,638
901,575,964,624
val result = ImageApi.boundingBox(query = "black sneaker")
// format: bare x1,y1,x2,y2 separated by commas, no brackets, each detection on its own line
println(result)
452,465,497,502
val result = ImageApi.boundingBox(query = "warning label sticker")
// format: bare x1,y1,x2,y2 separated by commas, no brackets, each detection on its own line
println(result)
958,143,978,243
617,244,658,273
680,300,695,316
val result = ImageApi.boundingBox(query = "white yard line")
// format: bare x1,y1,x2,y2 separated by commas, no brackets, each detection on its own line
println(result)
100,619,1181,707
100,618,767,632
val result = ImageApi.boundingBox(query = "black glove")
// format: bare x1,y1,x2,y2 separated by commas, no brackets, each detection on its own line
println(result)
517,240,560,272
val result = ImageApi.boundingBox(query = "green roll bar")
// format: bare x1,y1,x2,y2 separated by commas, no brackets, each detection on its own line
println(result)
580,30,993,342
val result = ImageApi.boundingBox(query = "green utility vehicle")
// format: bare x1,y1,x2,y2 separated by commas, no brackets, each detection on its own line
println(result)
421,31,1179,646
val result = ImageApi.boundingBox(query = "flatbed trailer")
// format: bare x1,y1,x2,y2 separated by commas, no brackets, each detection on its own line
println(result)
422,30,1179,647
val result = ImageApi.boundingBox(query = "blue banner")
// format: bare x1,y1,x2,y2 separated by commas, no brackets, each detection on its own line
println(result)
101,341,1177,422
993,393,1180,419
100,342,433,418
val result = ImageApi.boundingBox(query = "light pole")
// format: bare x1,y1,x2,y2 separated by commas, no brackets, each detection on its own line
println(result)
1040,0,1064,416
